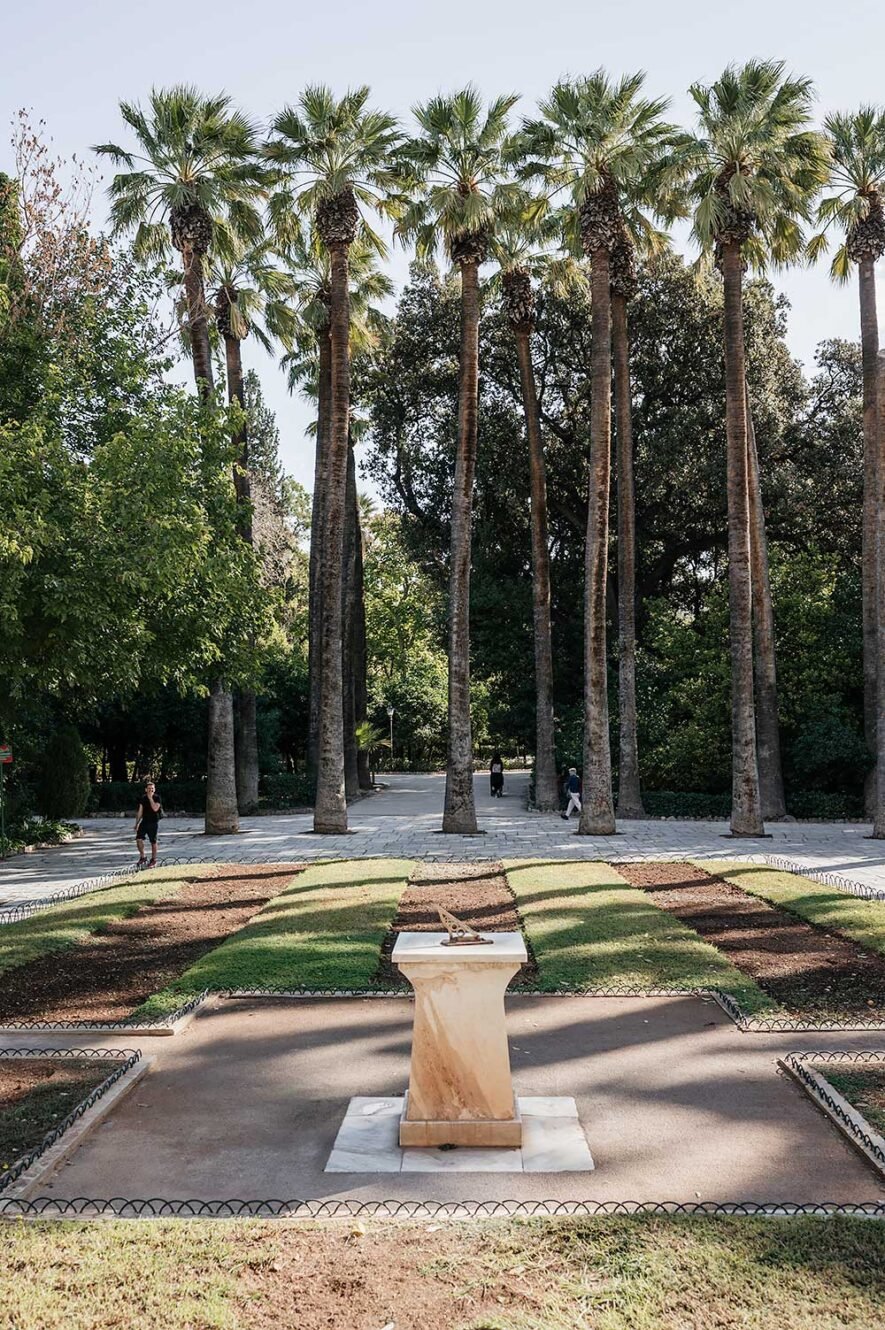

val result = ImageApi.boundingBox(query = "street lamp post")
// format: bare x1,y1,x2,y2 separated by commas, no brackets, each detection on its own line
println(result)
387,705,395,770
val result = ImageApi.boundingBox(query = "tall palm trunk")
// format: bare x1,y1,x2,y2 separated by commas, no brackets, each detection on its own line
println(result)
183,251,214,398
354,513,371,792
721,243,763,835
342,437,361,801
578,249,616,834
206,679,238,834
513,324,558,812
746,388,786,820
611,291,644,819
313,246,350,834
873,350,885,837
223,327,259,815
307,328,332,789
442,259,481,833
183,252,239,835
859,258,880,813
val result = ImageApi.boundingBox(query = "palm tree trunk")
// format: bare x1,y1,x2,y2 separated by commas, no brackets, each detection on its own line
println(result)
205,679,238,834
307,329,332,790
342,437,361,802
578,249,616,835
442,260,481,833
514,326,558,812
184,257,238,835
183,250,213,399
721,243,763,836
313,249,349,833
353,472,371,793
224,331,259,815
860,259,880,814
873,350,885,837
746,387,786,820
611,291,644,819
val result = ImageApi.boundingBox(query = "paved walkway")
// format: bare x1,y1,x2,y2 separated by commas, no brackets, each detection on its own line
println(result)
17,996,885,1205
2,772,884,907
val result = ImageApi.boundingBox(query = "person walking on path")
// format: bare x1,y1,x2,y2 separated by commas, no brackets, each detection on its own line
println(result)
135,780,162,867
561,768,582,820
490,752,505,798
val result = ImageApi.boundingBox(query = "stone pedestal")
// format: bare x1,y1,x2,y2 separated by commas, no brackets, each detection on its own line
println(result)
392,930,526,1148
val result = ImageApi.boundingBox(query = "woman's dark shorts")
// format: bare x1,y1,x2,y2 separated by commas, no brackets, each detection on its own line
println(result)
136,821,158,844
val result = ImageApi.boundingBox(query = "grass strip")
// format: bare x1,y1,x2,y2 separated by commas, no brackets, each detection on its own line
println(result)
137,858,413,1016
698,861,885,958
505,859,774,1011
812,1066,885,1136
0,1061,111,1170
0,867,210,980
1,1215,883,1329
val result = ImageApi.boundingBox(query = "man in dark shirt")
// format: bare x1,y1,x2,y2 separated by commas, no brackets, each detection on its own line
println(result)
135,780,162,867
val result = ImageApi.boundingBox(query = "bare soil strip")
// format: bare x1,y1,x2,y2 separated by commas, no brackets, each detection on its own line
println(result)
0,866,302,1024
0,1061,110,1165
617,861,885,1020
374,861,538,987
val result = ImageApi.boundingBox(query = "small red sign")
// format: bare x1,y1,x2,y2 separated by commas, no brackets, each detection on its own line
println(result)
0,745,12,765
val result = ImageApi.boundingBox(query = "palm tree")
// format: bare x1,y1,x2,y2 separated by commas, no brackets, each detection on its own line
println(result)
207,239,298,813
95,86,268,836
398,87,520,834
812,108,885,810
280,232,391,800
266,87,400,834
875,350,885,838
514,71,676,834
491,220,583,813
684,60,829,836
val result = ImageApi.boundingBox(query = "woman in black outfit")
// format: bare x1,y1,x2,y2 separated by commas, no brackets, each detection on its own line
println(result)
489,752,505,798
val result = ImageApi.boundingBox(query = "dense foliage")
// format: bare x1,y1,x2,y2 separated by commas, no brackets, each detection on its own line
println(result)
362,258,865,807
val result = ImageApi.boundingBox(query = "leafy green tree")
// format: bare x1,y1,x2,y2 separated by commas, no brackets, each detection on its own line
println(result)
514,70,676,834
397,86,520,832
682,59,829,835
36,725,90,818
267,86,400,833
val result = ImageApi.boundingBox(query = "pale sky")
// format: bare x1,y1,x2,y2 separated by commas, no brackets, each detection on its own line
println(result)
4,0,885,491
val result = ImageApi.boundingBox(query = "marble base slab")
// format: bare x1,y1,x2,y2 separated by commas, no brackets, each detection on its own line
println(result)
325,1095,594,1173
399,1090,522,1147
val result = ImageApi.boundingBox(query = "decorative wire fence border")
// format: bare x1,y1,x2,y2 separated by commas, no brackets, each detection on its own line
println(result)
761,854,885,902
2,986,885,1036
0,1048,142,1195
781,1051,885,1175
2,1197,885,1220
3,847,884,927
0,853,312,926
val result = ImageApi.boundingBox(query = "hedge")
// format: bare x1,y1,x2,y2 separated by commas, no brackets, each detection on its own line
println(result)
87,772,314,815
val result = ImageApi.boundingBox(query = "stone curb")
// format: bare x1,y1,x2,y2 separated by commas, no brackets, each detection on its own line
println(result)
1,1054,152,1200
780,1053,885,1180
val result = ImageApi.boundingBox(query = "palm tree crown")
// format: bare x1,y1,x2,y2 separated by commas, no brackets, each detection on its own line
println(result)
94,85,268,260
684,60,829,268
266,86,402,253
207,238,299,354
812,107,885,280
513,71,678,257
397,87,522,265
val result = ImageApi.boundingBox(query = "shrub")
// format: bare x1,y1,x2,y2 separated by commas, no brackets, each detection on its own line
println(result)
258,771,314,808
35,726,90,818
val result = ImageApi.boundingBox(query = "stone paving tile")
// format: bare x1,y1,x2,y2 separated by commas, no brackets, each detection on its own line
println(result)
1,772,883,907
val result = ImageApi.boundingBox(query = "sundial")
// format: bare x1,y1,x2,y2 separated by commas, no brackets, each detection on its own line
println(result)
436,906,490,946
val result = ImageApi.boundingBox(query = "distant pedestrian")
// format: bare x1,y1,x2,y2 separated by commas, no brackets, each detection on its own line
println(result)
135,779,162,867
561,768,582,820
490,752,505,798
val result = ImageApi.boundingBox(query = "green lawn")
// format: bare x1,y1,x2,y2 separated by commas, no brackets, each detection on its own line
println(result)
505,859,774,1011
698,861,885,957
136,858,413,1016
0,867,207,979
1,1215,882,1330
812,1066,885,1136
